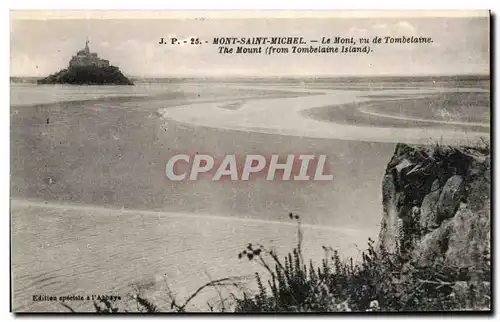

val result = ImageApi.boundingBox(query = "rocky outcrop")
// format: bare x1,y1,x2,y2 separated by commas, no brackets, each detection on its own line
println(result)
378,142,490,269
37,65,134,85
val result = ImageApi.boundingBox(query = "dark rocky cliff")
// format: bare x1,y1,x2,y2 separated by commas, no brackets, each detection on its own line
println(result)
377,142,490,307
37,65,134,85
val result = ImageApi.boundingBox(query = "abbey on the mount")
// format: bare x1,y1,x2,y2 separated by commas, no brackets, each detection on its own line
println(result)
68,40,110,68
37,39,133,85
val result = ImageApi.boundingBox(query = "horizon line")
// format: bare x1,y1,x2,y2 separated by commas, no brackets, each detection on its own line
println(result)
11,73,491,79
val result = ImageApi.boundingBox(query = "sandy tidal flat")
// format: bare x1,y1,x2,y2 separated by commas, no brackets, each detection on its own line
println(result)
10,78,490,311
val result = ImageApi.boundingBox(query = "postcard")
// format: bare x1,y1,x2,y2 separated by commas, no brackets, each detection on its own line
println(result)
10,10,491,313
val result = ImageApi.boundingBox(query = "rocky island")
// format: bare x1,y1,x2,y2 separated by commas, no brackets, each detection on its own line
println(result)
37,40,133,85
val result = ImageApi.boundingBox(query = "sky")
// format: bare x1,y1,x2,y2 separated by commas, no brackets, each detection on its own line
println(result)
10,11,490,77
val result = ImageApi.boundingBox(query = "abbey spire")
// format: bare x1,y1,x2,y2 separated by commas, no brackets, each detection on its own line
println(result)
84,39,90,54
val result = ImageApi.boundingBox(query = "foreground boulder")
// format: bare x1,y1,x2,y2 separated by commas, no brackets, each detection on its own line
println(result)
378,142,490,268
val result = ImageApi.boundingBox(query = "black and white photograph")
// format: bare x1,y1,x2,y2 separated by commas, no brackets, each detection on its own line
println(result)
9,10,491,313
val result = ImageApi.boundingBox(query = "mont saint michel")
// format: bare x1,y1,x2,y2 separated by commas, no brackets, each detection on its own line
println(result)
37,40,133,85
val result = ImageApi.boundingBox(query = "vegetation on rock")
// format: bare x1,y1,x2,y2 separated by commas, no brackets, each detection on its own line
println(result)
37,65,133,85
